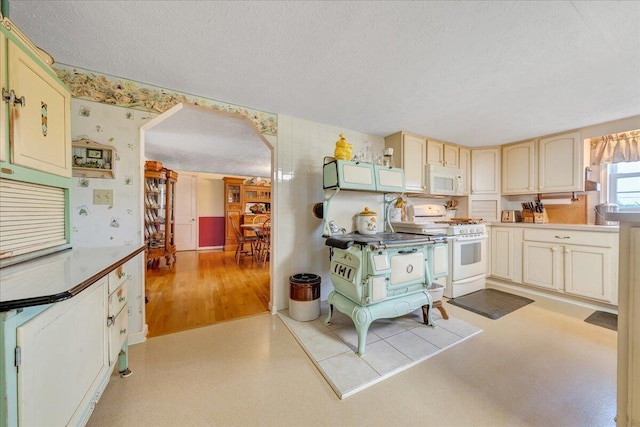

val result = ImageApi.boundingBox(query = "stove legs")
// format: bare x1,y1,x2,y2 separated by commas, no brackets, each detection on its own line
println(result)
325,290,433,356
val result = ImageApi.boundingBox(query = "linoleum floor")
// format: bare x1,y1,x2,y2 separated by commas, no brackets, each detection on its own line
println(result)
87,284,616,427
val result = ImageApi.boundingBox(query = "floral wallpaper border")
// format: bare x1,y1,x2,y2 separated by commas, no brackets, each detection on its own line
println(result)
54,64,278,136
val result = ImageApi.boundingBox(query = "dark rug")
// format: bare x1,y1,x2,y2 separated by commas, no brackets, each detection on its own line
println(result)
584,311,618,331
447,289,534,320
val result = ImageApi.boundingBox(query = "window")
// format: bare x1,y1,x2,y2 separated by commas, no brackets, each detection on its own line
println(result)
608,161,640,210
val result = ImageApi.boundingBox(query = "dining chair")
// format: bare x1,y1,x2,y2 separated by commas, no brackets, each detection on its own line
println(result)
230,216,258,263
256,217,271,265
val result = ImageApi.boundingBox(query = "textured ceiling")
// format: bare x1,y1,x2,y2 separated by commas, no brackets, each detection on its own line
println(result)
143,104,271,178
7,1,640,174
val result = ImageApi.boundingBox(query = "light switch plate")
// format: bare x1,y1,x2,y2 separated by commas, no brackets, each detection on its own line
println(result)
93,189,113,205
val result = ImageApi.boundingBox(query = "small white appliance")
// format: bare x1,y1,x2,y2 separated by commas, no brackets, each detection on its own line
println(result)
424,164,463,196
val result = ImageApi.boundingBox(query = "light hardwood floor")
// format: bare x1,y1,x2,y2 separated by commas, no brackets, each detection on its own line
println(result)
145,249,270,337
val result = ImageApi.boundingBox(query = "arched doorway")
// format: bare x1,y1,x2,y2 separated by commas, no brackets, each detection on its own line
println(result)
139,102,275,336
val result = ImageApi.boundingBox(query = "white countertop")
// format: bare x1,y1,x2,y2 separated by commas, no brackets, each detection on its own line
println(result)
487,222,619,232
0,245,145,310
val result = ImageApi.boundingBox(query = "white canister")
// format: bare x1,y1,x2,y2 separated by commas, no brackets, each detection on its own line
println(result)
357,207,378,234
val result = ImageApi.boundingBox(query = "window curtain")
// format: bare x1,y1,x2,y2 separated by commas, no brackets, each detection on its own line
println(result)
591,130,640,164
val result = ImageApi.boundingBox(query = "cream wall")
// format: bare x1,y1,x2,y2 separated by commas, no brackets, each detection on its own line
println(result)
197,177,224,217
272,115,385,309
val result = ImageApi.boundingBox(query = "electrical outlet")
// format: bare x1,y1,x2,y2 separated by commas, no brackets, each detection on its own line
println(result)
93,189,113,205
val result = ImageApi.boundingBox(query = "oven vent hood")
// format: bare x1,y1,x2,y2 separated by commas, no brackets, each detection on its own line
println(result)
323,158,405,193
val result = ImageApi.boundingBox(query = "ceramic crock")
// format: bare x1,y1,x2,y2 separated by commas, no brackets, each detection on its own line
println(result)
356,207,377,234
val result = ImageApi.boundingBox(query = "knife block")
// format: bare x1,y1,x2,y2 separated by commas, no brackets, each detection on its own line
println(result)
522,209,549,224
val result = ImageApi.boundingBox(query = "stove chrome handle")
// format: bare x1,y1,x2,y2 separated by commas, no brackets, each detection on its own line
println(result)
398,249,418,254
370,241,434,250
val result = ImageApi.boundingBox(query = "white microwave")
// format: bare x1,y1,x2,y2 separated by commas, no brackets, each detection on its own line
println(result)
425,164,463,196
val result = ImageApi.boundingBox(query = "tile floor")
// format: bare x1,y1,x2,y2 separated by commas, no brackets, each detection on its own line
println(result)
86,285,617,427
278,303,482,398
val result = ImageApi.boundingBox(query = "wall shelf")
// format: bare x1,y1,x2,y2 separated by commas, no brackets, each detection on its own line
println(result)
72,139,116,179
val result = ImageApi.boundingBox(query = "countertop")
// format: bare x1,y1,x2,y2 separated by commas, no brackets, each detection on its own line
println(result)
0,245,145,311
487,222,619,233
606,211,640,223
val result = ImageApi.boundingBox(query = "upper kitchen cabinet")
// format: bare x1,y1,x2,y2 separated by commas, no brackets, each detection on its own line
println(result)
384,132,426,192
1,16,71,178
458,147,471,195
538,131,585,192
470,147,500,194
0,29,5,163
502,140,536,194
502,132,586,194
426,140,459,168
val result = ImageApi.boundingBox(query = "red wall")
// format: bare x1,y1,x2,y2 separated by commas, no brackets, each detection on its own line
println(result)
199,217,225,247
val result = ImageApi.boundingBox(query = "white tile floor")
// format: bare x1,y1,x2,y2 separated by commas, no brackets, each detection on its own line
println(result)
278,302,482,398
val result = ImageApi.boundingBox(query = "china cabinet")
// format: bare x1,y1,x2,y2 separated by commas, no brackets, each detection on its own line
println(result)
144,161,178,268
223,177,244,250
72,139,115,179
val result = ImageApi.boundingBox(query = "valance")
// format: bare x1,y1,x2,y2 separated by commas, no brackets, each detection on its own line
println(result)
591,130,639,164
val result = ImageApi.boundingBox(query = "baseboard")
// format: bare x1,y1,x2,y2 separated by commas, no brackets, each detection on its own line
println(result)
486,278,618,314
197,246,223,251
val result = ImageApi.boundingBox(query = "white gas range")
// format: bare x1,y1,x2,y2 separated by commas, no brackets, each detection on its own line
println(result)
392,204,488,298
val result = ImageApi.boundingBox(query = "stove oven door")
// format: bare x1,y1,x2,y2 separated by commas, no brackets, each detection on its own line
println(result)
451,237,487,281
386,246,428,298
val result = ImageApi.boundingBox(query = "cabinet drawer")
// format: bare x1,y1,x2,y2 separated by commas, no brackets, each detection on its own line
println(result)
108,259,133,293
109,308,128,365
523,229,616,248
107,283,127,317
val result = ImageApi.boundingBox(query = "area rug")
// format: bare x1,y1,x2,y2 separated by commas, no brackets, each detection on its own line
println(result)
584,310,618,331
278,302,482,399
447,288,534,320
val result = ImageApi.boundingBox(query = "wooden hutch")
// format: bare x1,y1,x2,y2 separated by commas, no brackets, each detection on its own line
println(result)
144,161,178,268
223,177,271,250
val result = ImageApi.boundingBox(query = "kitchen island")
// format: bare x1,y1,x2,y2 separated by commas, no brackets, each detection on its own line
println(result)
0,245,145,427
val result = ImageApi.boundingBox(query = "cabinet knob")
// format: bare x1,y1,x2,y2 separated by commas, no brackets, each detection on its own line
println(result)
554,235,570,239
2,89,25,108
107,315,115,327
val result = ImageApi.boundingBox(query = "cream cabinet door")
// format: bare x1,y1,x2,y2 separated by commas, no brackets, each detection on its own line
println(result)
8,40,71,177
459,147,470,195
522,241,563,291
491,228,514,280
502,140,536,194
563,244,615,303
444,144,459,168
471,147,500,194
0,30,6,163
426,140,444,166
402,134,426,192
17,280,108,427
538,131,583,192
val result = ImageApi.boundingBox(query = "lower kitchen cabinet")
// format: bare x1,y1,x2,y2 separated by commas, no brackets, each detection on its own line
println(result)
16,279,108,427
491,227,522,283
521,228,618,304
0,247,143,427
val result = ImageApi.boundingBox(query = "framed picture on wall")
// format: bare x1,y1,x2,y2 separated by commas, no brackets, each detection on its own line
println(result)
87,149,103,159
